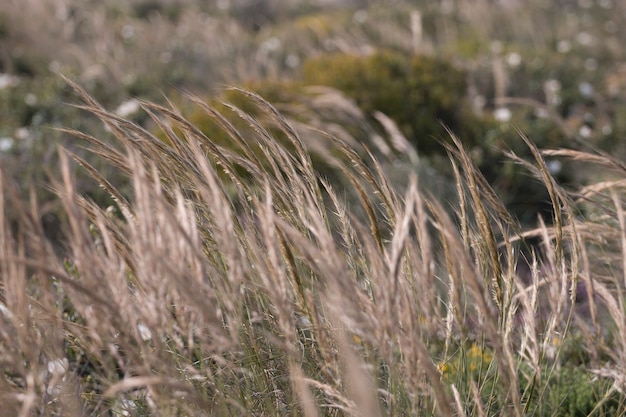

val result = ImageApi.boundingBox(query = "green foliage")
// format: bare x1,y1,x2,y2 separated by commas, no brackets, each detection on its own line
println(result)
298,50,578,224
154,82,380,197
132,1,184,21
438,343,495,380
439,341,622,417
0,76,75,133
301,51,485,155
478,110,574,224
540,367,620,417
437,343,506,415
0,75,131,236
156,86,296,189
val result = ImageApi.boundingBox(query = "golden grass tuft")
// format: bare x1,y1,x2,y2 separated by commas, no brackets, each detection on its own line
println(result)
1,81,625,416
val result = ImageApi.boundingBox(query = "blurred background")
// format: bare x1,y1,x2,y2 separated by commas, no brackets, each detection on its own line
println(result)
1,0,625,229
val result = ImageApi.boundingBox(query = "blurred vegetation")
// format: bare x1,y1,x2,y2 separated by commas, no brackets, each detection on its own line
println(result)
0,0,623,255
1,0,624,233
1,1,626,415
157,49,575,224
301,51,482,154
436,337,623,417
539,366,620,417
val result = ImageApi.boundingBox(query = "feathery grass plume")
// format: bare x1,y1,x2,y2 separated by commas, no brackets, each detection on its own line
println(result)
2,78,626,416
445,130,519,322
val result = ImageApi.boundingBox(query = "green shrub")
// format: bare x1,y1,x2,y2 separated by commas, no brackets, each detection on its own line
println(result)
158,56,570,225
299,50,582,225
301,50,485,155
540,367,620,417
153,81,401,199
439,342,622,417
477,109,574,225
154,86,302,188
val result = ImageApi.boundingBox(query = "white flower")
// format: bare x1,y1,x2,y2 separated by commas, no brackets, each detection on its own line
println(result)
576,32,593,46
578,82,594,97
0,137,13,152
579,125,592,138
47,358,68,376
494,107,512,122
137,323,152,341
547,160,562,175
285,54,300,68
121,25,135,41
15,127,30,140
24,93,37,106
506,52,522,67
115,99,140,117
0,73,20,89
557,40,571,53
353,10,368,24
260,37,281,53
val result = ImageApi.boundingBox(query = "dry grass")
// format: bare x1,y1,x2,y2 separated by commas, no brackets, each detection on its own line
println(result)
1,81,625,416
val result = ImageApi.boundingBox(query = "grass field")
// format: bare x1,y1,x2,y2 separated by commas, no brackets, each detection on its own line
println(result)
1,79,626,416
2,1,626,416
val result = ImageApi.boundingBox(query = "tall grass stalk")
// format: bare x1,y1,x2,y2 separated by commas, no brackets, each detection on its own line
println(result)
0,81,625,416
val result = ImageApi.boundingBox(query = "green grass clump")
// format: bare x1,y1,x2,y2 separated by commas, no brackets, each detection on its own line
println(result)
301,50,483,155
541,367,620,417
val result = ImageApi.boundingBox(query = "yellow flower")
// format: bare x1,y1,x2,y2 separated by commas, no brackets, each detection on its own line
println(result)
437,362,449,375
437,361,456,377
